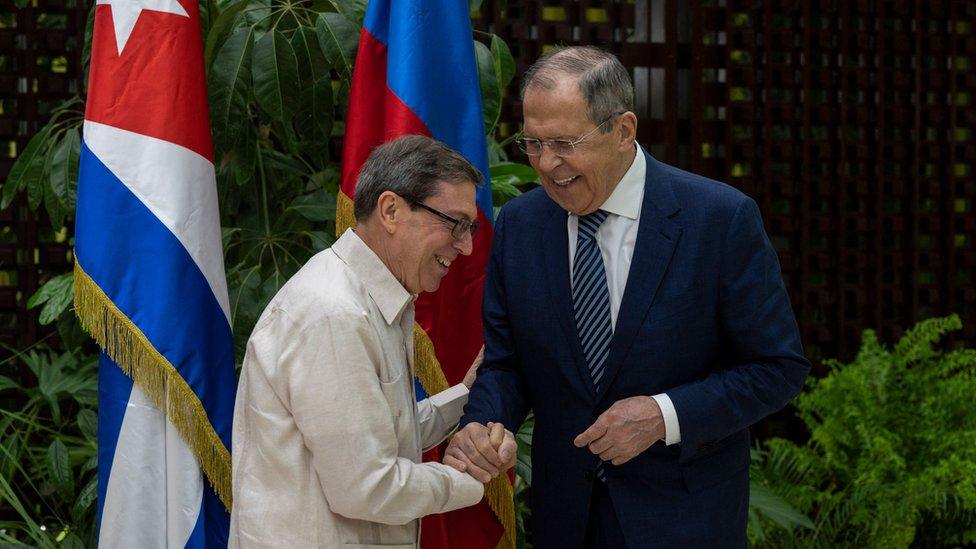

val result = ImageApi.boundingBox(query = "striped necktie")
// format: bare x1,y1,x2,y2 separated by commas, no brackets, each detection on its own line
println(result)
573,209,612,480
573,209,613,391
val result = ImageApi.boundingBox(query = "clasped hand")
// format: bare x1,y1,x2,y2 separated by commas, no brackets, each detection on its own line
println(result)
573,395,665,466
443,422,516,483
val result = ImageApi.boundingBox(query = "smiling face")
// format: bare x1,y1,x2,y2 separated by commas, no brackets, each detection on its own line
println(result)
522,75,637,215
391,180,478,294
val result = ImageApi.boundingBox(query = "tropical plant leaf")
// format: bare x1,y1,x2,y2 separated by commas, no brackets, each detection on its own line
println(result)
3,126,52,209
72,475,97,521
290,26,329,85
252,29,300,121
491,34,515,91
209,27,254,151
47,440,72,494
76,410,97,442
296,77,334,157
474,40,500,135
204,0,248,69
287,189,336,222
26,272,74,326
232,127,257,187
331,0,367,22
315,12,358,79
750,482,814,531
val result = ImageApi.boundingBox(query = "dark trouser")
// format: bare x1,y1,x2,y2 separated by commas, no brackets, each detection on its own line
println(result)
583,480,628,548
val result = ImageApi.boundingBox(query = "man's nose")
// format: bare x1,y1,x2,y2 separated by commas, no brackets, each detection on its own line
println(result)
537,146,563,173
454,231,474,255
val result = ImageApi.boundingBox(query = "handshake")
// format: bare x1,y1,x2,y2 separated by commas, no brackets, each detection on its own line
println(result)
443,421,517,483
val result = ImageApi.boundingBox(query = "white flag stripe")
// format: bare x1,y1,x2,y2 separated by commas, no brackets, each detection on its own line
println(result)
98,385,202,549
83,120,231,324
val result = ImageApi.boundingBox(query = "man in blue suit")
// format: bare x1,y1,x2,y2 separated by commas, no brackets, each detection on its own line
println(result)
443,46,810,547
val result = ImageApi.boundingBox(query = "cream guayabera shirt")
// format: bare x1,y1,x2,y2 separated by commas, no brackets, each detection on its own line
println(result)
229,229,484,548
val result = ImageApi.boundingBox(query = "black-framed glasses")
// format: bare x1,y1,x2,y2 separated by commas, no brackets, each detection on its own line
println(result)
516,112,624,157
411,201,479,240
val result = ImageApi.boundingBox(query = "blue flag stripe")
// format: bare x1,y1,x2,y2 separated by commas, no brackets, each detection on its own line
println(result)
75,144,235,449
365,0,493,221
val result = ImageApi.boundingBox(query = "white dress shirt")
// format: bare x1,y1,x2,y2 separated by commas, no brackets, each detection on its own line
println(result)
567,145,682,445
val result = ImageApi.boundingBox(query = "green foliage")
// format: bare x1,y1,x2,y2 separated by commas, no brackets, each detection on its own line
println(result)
0,347,98,547
1,98,83,230
27,273,74,326
751,315,976,547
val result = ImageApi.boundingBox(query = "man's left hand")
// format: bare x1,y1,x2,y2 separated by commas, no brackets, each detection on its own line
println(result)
573,396,665,466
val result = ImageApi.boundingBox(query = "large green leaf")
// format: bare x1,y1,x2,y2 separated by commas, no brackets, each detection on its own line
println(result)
3,125,52,209
296,76,334,160
26,272,74,325
232,127,257,186
749,482,815,531
48,126,80,228
290,26,329,86
47,439,73,494
252,29,300,121
204,0,248,69
316,12,358,79
287,188,336,222
71,475,98,521
29,144,56,211
209,27,254,151
474,40,500,136
76,409,97,442
490,161,539,184
491,34,516,91
331,0,367,22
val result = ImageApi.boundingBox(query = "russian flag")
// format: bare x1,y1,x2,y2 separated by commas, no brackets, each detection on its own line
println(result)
73,0,235,546
338,0,514,547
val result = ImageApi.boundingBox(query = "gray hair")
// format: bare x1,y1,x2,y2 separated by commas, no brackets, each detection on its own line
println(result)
520,46,634,131
353,135,483,221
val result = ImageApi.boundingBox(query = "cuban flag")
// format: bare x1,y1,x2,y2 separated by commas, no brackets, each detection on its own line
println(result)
338,1,514,547
72,0,235,546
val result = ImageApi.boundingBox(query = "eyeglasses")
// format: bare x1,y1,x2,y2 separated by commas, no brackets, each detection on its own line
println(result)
516,112,624,157
411,201,480,240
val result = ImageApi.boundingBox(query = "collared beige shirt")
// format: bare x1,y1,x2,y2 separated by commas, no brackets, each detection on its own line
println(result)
230,229,484,548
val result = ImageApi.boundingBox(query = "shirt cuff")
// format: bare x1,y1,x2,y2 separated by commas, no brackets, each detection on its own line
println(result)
428,383,469,424
651,393,681,445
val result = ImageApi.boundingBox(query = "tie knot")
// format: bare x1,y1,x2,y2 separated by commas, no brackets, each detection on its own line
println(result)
578,210,609,240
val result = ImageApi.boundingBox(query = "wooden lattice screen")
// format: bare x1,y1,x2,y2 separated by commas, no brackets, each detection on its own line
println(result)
474,0,976,363
0,0,84,350
2,0,975,363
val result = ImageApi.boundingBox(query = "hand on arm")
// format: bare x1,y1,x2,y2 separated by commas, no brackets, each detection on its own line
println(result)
443,421,516,483
574,396,665,465
461,344,485,389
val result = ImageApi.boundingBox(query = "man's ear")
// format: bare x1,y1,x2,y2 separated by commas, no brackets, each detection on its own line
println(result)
376,190,399,234
616,111,638,151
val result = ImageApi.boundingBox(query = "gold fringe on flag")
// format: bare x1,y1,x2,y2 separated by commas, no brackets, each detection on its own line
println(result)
72,262,233,511
339,187,516,549
336,190,356,237
414,324,516,549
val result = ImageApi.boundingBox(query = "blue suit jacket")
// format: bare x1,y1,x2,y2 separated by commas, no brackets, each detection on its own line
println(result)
461,152,810,548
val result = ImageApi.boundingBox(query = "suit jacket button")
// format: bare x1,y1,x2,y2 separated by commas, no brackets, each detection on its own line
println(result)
583,470,594,482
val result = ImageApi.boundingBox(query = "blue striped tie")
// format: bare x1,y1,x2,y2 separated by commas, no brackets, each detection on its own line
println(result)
573,210,612,481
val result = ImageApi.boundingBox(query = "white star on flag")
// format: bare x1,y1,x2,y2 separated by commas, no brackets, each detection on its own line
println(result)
96,0,188,55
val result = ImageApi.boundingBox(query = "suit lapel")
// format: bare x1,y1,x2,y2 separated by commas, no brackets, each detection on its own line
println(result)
598,153,682,402
541,206,597,399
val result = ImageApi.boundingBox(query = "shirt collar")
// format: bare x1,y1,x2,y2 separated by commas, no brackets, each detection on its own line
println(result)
331,228,413,326
598,144,645,220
